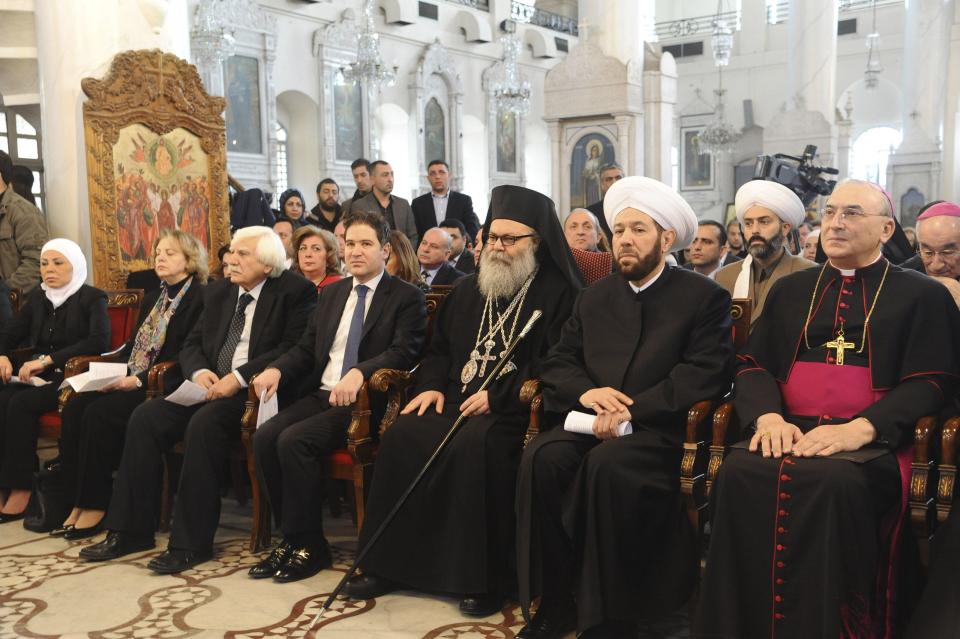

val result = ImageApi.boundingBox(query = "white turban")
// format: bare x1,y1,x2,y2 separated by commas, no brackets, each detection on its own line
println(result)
603,176,699,250
731,181,805,299
734,180,806,227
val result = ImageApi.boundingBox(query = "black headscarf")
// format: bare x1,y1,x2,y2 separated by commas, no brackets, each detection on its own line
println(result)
279,188,306,227
482,185,584,291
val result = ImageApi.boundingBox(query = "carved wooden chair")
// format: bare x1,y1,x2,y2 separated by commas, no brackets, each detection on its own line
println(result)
8,287,22,314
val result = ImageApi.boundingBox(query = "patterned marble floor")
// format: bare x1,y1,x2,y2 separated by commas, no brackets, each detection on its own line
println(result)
0,500,689,639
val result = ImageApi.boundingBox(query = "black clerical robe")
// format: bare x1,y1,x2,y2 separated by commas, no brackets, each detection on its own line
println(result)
694,259,960,639
358,267,576,595
517,267,735,632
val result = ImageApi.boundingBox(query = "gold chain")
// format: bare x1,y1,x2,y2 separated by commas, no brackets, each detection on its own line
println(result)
802,260,890,354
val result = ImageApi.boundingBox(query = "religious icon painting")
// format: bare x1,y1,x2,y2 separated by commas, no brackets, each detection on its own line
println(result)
569,132,616,209
680,125,714,191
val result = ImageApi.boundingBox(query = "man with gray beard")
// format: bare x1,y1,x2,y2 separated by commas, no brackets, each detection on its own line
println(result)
346,186,583,616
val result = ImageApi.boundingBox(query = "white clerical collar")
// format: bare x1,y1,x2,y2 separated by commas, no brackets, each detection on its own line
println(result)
628,263,666,294
829,251,882,277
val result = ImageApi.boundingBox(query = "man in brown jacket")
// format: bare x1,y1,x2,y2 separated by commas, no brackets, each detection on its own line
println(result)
0,151,47,292
716,180,815,328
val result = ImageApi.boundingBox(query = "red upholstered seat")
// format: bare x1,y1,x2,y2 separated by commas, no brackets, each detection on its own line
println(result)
326,449,355,467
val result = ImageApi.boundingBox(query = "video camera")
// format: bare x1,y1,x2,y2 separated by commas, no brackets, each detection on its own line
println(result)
753,145,839,206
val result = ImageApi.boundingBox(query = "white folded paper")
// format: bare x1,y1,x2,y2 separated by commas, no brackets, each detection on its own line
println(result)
563,410,633,438
164,380,209,406
9,375,50,387
61,362,128,392
256,390,278,430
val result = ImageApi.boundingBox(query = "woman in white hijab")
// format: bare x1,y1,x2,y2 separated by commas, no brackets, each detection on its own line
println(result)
0,239,110,522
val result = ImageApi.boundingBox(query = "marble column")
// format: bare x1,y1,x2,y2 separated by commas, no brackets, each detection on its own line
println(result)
34,0,190,260
888,0,953,208
642,52,677,184
738,0,767,57
577,0,655,66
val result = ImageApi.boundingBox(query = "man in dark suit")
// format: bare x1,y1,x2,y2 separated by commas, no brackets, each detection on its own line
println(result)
417,227,465,287
439,219,476,274
351,161,418,247
585,162,624,242
248,210,428,582
81,226,316,571
412,160,481,244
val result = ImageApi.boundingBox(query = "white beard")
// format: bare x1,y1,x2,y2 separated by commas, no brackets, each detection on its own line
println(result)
477,246,537,300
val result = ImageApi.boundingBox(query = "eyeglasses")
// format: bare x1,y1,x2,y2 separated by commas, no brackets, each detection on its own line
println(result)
919,247,960,260
486,233,537,247
821,209,888,223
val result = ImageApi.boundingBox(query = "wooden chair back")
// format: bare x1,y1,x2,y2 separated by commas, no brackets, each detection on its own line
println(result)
8,287,21,313
105,289,144,350
730,298,752,350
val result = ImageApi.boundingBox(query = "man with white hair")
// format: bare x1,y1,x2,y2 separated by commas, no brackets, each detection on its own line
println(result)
716,179,816,329
695,180,960,638
417,226,465,286
563,208,603,252
81,226,316,571
516,176,735,638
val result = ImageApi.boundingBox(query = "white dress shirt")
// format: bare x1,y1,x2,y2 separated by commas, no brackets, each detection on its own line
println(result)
420,264,442,286
192,278,267,388
320,269,385,390
432,191,449,226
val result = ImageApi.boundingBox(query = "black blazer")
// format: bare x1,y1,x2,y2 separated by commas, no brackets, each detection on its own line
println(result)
452,250,476,275
270,272,427,381
119,278,205,385
412,191,481,243
429,262,466,287
0,284,111,369
586,199,613,242
179,270,316,384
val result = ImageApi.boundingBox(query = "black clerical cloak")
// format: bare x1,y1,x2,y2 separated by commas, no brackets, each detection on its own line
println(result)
694,259,960,639
517,267,735,631
357,266,577,595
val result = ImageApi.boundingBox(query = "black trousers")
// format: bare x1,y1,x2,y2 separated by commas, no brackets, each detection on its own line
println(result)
59,388,147,510
0,379,62,490
104,392,246,550
252,390,352,542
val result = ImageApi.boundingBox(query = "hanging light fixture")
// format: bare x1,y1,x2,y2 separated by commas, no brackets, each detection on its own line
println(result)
341,0,398,88
489,20,531,116
863,0,882,89
699,1,741,154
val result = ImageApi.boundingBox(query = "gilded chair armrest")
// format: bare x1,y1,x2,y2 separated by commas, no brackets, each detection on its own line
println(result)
680,400,715,534
909,416,940,555
63,352,125,378
520,379,542,405
706,401,736,497
146,360,180,399
936,416,960,524
685,400,714,444
347,381,376,465
370,368,415,436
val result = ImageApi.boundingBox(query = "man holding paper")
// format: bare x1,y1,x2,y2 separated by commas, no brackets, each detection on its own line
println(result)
248,209,427,583
81,226,316,571
514,177,734,639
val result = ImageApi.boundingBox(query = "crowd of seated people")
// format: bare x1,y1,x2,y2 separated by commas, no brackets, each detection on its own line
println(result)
3,148,960,639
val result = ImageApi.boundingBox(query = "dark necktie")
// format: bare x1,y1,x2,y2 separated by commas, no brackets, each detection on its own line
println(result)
216,292,254,378
341,284,369,376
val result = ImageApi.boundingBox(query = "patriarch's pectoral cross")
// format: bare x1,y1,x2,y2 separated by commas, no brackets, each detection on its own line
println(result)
825,330,855,366
477,339,498,377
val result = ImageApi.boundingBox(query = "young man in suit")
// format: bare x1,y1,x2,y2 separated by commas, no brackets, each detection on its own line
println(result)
248,209,428,582
417,227,465,287
439,219,476,274
412,160,481,244
351,161,418,247
81,226,317,571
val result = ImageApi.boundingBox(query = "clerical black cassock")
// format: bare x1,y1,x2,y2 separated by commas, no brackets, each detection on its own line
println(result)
694,259,960,639
357,186,582,597
516,267,734,631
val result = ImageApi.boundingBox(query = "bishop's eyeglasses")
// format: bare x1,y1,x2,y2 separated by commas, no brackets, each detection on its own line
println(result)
486,233,538,247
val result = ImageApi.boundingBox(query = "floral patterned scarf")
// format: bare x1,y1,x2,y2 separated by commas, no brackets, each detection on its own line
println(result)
127,277,193,375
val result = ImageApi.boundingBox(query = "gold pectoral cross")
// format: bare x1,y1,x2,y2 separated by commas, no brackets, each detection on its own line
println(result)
825,329,855,366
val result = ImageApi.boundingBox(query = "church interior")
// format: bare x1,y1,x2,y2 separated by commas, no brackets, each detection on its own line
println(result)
2,0,960,637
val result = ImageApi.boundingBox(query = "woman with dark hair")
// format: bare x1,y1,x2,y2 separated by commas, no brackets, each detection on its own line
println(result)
48,229,207,538
292,225,341,292
385,230,421,286
279,188,306,226
0,239,110,522
10,166,36,206
217,244,231,279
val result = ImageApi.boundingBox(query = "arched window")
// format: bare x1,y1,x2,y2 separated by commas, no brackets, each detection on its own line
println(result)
275,122,289,195
850,126,902,189
0,109,45,212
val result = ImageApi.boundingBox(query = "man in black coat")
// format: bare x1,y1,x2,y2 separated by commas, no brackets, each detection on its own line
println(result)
439,219,476,274
412,160,481,244
81,226,316,570
585,162,624,242
248,210,427,582
517,177,734,638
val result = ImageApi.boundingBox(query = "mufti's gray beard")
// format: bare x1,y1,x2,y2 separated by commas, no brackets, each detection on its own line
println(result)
747,230,785,260
477,246,537,299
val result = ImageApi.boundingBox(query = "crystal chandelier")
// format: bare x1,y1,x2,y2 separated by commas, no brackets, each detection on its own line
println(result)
191,0,238,69
489,21,531,116
863,0,882,89
699,0,741,155
341,0,397,88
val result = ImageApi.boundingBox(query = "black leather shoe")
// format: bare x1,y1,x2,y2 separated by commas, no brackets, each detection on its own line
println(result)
344,573,398,599
459,592,504,617
248,541,293,579
64,520,105,540
273,545,332,583
79,531,155,562
577,620,638,639
0,511,26,524
517,604,576,639
147,548,213,575
49,524,75,537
